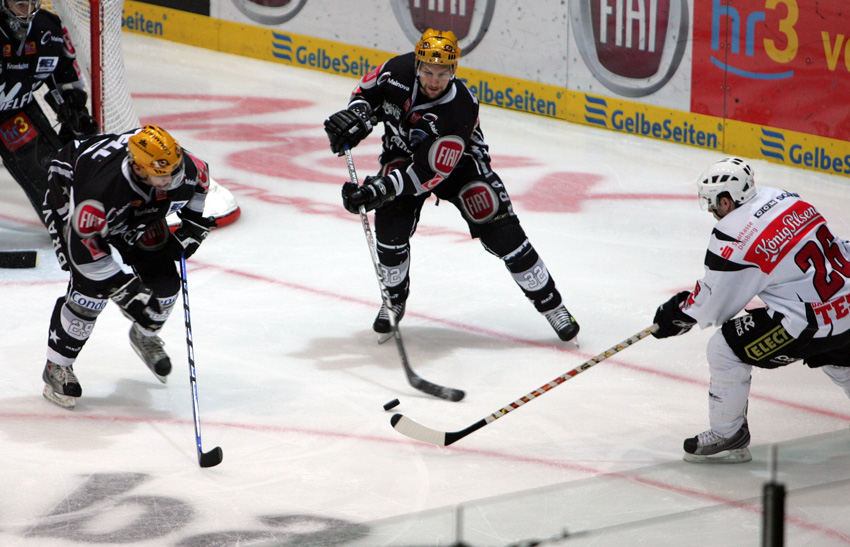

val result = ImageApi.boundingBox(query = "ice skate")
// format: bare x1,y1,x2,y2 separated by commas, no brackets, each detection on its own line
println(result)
373,302,405,344
42,361,81,409
544,305,580,344
129,324,172,383
683,421,752,463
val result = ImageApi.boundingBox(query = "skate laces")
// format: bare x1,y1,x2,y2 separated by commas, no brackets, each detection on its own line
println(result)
377,302,405,322
545,306,573,329
131,328,166,359
49,363,77,385
696,429,724,447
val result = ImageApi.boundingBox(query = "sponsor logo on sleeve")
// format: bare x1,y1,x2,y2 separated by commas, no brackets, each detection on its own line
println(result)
73,200,107,237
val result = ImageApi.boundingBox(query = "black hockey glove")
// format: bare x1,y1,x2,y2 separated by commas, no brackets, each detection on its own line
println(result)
341,176,396,213
652,291,697,339
164,213,217,260
45,88,99,142
109,274,163,330
324,104,375,156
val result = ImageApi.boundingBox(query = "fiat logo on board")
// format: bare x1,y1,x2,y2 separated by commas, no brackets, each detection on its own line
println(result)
390,0,496,56
570,0,689,97
231,0,308,25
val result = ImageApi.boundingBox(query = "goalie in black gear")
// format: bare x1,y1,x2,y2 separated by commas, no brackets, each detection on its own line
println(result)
324,29,580,343
40,125,214,409
0,0,99,221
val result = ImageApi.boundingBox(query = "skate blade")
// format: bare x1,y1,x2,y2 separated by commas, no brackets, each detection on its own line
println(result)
132,346,170,384
42,385,76,409
150,371,168,384
683,447,752,464
376,331,393,345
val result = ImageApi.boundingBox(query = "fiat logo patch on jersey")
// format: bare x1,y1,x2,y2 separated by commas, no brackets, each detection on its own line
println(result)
231,0,308,25
459,181,498,223
137,219,169,251
428,135,464,176
73,200,107,237
570,0,689,97
390,0,495,56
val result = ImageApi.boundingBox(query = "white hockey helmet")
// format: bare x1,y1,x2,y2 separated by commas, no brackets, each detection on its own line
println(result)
696,157,756,211
2,0,41,24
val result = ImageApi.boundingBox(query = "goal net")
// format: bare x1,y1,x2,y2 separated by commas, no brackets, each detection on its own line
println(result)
42,0,139,134
40,0,242,226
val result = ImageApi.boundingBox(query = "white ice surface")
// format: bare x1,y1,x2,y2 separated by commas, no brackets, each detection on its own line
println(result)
1,33,849,546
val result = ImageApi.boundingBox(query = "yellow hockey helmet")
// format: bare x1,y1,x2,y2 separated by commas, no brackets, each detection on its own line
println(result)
128,125,185,188
414,29,461,68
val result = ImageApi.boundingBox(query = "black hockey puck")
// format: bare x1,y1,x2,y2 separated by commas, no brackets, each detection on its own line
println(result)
383,398,400,411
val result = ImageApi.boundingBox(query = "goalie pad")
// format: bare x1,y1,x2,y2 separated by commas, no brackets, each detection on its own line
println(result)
167,176,240,230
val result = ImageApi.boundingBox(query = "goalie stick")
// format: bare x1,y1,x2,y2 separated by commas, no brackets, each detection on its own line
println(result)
391,325,658,446
179,253,223,468
343,147,465,402
0,250,38,268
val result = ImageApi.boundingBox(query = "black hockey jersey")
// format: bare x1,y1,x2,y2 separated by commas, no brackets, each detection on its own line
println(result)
0,9,83,117
47,130,209,283
348,52,490,196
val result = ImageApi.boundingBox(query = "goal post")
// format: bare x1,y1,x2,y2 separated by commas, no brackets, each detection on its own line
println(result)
42,0,140,134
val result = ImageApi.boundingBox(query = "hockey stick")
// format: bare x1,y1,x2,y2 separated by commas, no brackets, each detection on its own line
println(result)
391,325,658,446
179,253,224,468
0,250,38,268
343,147,465,402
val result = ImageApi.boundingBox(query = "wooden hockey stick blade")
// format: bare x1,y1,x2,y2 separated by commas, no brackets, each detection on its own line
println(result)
0,250,38,268
390,325,658,446
199,446,223,468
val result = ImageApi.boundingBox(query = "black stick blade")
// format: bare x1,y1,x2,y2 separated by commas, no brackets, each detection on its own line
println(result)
410,377,465,402
199,446,223,468
0,250,38,268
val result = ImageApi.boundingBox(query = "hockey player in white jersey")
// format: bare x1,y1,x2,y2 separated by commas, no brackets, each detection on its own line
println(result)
652,157,850,463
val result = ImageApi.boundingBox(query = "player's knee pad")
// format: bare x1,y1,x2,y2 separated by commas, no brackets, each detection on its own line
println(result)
154,290,179,323
479,222,527,259
708,330,753,385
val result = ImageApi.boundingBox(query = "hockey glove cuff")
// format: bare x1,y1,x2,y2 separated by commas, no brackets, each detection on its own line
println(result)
652,290,697,339
109,275,163,330
341,176,396,213
164,214,217,260
324,104,375,156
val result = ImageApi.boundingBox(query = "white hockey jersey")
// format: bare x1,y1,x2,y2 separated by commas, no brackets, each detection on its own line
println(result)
681,186,850,339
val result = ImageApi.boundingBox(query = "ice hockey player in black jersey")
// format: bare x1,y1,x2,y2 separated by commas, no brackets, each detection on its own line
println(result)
0,0,98,219
324,29,579,343
40,125,216,409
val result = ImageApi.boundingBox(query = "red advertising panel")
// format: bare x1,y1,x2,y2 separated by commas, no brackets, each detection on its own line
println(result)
691,0,850,140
